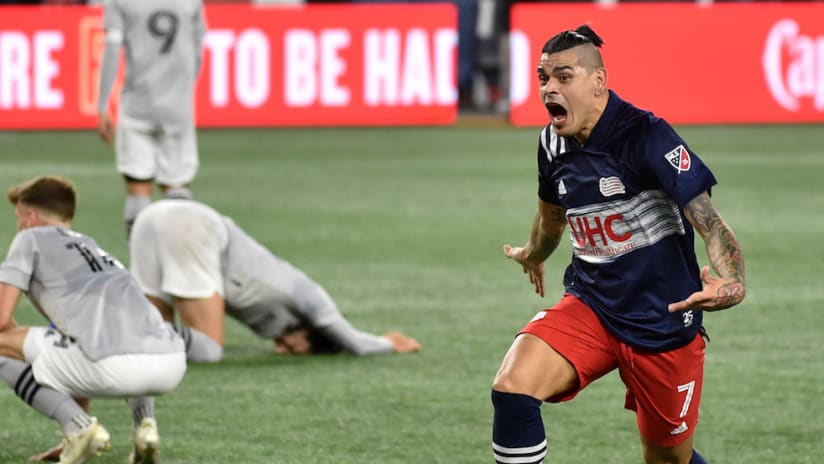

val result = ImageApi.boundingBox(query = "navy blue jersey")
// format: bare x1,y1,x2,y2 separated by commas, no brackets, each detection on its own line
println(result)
537,90,717,352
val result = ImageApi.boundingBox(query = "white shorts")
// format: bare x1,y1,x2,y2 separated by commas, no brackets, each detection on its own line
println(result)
116,116,199,186
130,200,228,302
23,327,186,398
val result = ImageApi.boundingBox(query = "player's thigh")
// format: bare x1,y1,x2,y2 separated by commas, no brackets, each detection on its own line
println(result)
129,219,166,301
24,327,186,397
493,333,578,400
156,207,227,300
175,293,226,345
494,294,618,401
116,122,158,180
147,295,175,322
0,326,30,360
94,352,186,397
155,124,198,187
22,327,111,397
620,333,706,450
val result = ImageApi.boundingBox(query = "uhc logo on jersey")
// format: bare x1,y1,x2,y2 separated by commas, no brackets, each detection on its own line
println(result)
664,145,691,173
566,190,686,263
568,213,632,249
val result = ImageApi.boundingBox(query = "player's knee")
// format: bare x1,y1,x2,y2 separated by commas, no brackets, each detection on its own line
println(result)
641,441,693,464
163,186,193,200
188,336,223,363
168,322,224,363
492,369,518,393
492,367,537,395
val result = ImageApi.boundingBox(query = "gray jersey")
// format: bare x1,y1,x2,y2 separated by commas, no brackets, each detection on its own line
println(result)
0,227,183,361
221,217,392,355
103,0,205,127
222,217,337,336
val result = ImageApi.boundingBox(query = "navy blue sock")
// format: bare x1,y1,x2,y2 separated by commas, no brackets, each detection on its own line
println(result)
690,449,708,464
491,390,547,464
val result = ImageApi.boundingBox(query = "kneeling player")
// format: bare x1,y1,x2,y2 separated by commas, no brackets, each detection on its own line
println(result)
0,176,186,464
129,197,421,361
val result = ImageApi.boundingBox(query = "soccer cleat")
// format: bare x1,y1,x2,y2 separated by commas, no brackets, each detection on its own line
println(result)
129,418,160,464
58,418,111,464
28,437,65,461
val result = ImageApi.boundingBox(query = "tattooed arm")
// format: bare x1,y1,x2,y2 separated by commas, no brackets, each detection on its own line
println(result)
669,192,747,312
503,200,567,297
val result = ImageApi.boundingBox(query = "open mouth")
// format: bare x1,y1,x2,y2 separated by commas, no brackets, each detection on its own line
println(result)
546,102,568,124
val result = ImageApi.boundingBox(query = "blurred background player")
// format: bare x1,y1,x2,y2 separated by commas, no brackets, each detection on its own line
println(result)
0,176,186,464
129,196,422,362
96,0,207,240
492,26,746,464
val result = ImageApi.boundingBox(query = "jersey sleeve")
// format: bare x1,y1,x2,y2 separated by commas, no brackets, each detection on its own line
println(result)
639,121,717,209
0,231,36,291
537,125,560,204
316,313,393,355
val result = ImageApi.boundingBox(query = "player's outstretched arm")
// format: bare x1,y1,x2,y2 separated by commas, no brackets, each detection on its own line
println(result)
503,200,566,297
669,192,746,312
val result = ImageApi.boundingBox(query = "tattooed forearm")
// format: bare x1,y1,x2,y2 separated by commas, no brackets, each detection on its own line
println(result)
685,193,747,308
707,219,746,283
527,202,566,262
715,280,746,309
543,203,567,225
685,193,746,282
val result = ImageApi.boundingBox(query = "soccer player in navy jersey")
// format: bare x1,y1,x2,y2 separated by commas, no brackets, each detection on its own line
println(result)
491,26,746,464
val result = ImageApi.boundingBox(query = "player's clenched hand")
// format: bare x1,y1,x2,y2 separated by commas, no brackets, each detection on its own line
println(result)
384,332,421,353
97,112,115,144
503,244,546,297
668,265,746,313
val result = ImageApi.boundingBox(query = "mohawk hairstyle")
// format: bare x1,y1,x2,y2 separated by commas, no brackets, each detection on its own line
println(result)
541,25,604,55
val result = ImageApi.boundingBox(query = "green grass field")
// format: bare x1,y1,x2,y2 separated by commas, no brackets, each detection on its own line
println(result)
0,124,822,463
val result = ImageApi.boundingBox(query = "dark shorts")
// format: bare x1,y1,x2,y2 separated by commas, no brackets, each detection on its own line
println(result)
520,294,706,447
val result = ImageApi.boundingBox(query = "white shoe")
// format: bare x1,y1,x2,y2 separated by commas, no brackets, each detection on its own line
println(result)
58,418,110,464
129,418,160,464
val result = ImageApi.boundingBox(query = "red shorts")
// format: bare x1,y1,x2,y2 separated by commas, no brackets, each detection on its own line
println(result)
520,294,706,447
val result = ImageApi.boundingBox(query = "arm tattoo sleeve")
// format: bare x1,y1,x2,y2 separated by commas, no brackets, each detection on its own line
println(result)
685,193,747,308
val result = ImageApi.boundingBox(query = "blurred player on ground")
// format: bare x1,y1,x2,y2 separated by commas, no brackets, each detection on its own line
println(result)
129,196,421,361
96,0,206,240
491,26,746,464
0,176,186,464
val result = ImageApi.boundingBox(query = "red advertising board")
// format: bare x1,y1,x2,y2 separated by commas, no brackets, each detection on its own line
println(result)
510,3,824,125
0,3,457,129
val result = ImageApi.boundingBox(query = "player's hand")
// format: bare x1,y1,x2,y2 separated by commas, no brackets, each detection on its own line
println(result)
668,265,746,313
384,332,421,353
503,244,546,297
97,112,115,144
